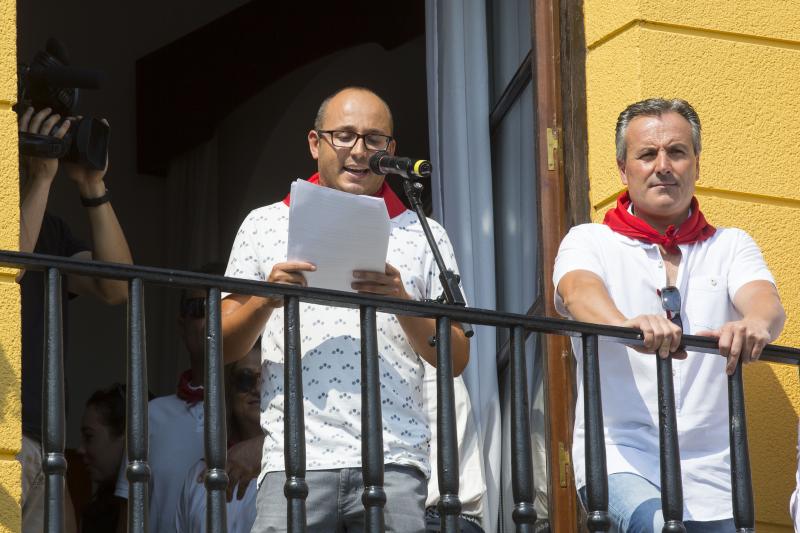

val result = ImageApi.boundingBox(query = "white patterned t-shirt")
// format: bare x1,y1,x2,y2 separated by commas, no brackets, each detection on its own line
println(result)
224,201,461,483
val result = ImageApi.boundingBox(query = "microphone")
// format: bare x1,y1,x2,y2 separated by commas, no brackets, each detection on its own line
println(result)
369,151,432,179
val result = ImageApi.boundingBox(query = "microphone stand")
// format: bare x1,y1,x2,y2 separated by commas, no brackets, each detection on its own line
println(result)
401,178,474,340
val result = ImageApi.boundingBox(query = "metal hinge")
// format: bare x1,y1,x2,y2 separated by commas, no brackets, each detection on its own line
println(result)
546,127,559,170
558,441,571,487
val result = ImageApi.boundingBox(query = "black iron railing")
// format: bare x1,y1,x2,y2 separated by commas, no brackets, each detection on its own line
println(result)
4,250,799,533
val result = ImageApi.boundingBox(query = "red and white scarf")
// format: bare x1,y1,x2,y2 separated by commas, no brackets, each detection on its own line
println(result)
603,191,715,253
176,369,204,406
283,172,407,219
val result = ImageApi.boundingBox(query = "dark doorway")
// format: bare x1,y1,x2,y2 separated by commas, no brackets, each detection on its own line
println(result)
17,0,428,518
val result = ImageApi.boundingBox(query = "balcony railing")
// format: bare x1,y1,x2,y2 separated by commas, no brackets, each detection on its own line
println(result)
3,250,799,533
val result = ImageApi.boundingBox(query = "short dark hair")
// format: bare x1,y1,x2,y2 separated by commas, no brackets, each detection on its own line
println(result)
313,86,394,133
615,98,702,161
86,384,126,437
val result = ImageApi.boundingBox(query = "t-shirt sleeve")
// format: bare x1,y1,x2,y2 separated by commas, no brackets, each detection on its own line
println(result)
727,229,776,300
60,222,90,258
552,225,607,317
38,213,90,258
223,212,266,299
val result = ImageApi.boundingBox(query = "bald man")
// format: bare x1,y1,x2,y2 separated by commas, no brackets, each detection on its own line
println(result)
221,87,469,532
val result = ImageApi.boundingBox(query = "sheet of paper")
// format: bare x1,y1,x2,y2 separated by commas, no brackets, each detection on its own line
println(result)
287,179,391,292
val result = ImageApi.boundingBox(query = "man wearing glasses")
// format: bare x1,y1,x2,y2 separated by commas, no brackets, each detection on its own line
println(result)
221,87,469,532
554,98,785,532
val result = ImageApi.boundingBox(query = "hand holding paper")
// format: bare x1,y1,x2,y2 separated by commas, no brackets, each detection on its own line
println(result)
287,179,391,292
351,263,410,299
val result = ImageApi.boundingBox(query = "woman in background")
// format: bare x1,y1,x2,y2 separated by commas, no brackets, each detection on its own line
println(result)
78,384,126,532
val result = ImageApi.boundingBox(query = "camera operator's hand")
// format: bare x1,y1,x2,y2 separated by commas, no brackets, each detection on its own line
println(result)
19,106,71,184
62,116,109,197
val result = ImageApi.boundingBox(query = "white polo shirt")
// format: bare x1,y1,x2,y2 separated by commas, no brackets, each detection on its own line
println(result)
114,394,206,533
553,223,775,521
225,201,462,484
423,362,486,520
175,459,257,533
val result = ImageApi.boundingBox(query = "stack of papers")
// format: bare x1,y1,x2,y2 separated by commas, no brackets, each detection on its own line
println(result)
287,179,391,292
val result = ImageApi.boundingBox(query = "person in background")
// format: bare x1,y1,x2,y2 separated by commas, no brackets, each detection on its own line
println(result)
423,362,486,532
77,384,126,532
18,105,132,533
176,341,263,533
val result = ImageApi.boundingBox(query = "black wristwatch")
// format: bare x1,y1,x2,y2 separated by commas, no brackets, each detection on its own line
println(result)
81,189,112,207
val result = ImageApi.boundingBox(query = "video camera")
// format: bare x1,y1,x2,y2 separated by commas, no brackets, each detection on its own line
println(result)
17,38,109,170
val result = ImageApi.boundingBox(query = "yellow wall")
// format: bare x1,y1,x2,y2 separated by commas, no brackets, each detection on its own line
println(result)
0,0,20,531
583,1,800,530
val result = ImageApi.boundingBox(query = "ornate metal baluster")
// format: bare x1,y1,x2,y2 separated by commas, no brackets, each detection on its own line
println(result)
126,277,150,533
205,287,228,532
510,326,537,531
657,356,685,533
436,316,461,532
728,359,754,532
582,334,609,531
43,268,67,533
360,305,386,532
284,296,307,532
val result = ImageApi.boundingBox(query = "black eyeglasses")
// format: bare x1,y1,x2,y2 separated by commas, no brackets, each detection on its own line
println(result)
180,297,206,319
659,285,683,331
231,368,261,394
317,130,393,152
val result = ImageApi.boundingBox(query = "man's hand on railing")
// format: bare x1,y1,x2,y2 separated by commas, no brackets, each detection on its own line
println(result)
696,318,772,376
696,279,787,375
621,314,687,360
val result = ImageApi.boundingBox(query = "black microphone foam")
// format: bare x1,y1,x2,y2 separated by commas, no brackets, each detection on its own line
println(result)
368,151,387,175
369,151,432,179
28,65,103,89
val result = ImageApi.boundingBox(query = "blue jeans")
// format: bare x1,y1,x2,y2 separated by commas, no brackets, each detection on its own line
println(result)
578,473,735,533
252,465,427,532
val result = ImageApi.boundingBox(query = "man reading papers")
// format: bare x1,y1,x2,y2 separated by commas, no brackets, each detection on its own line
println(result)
221,86,469,532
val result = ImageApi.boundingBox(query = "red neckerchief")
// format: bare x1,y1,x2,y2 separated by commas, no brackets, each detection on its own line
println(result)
282,172,407,219
603,190,716,253
176,369,204,406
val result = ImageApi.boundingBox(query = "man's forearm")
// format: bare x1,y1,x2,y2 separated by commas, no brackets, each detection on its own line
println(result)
559,271,627,326
19,177,52,254
734,281,786,341
396,315,469,376
742,295,786,341
84,201,133,303
222,296,274,363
